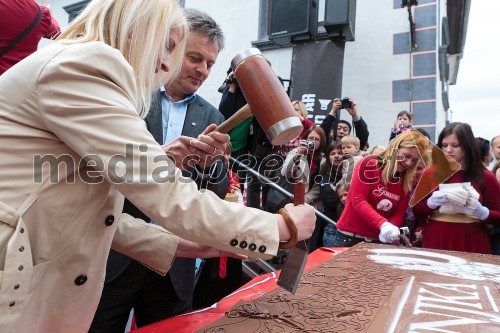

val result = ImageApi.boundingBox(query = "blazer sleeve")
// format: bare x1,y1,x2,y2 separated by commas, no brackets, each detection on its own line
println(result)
37,42,279,259
111,213,179,275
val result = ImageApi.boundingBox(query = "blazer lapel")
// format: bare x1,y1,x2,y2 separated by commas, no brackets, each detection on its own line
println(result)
145,92,164,145
182,101,205,137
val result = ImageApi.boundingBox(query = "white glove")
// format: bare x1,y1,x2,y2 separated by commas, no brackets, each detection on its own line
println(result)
453,202,490,220
379,222,401,244
427,191,449,209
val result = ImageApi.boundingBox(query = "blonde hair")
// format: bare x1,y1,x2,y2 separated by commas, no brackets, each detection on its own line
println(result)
58,0,188,117
292,100,308,118
369,145,386,155
378,130,428,194
341,135,360,148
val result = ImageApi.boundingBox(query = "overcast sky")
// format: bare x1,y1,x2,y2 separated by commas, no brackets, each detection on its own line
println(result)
448,0,500,142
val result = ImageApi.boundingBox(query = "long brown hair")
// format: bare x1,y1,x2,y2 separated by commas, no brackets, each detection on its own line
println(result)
437,122,484,184
302,126,327,162
320,141,343,182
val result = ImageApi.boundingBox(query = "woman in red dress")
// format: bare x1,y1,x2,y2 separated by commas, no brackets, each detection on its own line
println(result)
413,122,500,254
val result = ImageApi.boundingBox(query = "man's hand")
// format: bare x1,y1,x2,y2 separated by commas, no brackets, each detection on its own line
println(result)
161,136,198,170
189,124,230,170
329,98,342,117
227,71,237,93
345,99,359,121
176,239,247,260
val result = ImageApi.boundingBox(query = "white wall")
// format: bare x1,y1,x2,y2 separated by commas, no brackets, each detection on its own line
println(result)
342,0,414,146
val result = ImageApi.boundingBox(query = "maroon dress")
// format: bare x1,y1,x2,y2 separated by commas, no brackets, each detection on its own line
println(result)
413,169,500,254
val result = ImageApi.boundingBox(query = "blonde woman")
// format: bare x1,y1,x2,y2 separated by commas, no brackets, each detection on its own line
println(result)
332,131,428,247
0,1,315,332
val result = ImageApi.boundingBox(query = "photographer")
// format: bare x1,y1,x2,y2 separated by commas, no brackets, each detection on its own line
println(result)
320,97,369,149
218,69,252,193
266,126,326,250
280,127,327,191
266,127,327,213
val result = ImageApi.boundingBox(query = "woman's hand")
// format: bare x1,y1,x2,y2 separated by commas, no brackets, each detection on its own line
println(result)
379,222,400,244
427,191,449,209
453,202,490,220
276,203,316,242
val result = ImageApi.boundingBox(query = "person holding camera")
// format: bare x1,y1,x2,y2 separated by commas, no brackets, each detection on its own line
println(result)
266,127,326,250
218,69,251,194
266,127,327,213
280,127,327,191
320,97,369,150
274,100,317,158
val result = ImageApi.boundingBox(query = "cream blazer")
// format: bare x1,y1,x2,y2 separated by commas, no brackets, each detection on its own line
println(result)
0,41,278,333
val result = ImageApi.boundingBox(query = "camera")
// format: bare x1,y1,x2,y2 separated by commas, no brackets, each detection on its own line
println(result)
306,141,315,149
217,67,237,93
341,97,352,109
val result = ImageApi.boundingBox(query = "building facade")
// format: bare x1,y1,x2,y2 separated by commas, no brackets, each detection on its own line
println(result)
45,0,470,145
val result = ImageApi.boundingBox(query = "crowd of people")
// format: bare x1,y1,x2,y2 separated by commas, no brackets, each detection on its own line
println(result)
0,1,499,333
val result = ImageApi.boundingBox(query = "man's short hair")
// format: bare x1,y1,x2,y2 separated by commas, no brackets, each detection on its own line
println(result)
341,135,360,148
184,8,225,51
336,120,352,133
491,135,500,147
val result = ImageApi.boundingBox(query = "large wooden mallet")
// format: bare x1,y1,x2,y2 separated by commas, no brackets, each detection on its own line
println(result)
215,48,303,146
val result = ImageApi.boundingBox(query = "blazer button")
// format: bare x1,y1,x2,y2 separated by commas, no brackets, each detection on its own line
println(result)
74,274,88,286
230,239,238,247
105,215,115,226
258,245,267,253
240,241,248,249
249,243,257,251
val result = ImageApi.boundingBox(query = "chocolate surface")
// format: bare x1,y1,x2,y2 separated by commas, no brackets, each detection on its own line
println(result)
198,243,500,332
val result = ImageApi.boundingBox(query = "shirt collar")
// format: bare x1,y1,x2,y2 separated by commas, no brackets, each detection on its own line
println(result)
160,85,196,104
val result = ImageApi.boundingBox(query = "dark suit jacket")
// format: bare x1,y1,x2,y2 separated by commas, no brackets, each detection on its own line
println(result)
105,92,228,302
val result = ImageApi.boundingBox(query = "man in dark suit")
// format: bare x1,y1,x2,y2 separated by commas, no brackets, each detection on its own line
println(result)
90,8,228,332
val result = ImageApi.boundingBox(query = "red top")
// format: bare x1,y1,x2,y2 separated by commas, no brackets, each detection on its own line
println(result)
0,0,60,75
413,168,500,254
336,155,410,239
